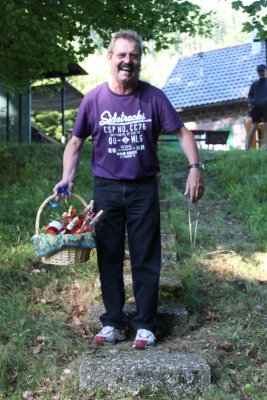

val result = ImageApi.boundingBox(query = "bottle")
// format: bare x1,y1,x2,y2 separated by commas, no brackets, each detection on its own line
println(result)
89,210,104,226
76,215,94,233
76,200,95,229
60,216,80,234
68,199,94,232
85,199,94,218
45,219,63,235
60,212,69,229
67,205,77,219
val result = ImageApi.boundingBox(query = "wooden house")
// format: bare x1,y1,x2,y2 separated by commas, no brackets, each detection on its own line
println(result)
162,42,266,149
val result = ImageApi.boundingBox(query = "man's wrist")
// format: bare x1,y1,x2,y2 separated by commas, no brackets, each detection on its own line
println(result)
189,162,204,171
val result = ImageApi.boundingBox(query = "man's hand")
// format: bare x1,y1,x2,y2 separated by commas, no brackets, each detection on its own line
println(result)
53,181,74,201
184,168,204,203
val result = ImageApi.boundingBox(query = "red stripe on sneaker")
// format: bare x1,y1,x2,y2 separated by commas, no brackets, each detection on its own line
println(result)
134,340,147,350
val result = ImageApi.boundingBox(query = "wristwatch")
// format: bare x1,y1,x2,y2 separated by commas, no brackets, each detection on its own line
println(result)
189,162,205,171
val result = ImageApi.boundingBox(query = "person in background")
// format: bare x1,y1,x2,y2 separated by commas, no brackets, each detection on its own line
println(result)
247,64,267,149
53,29,204,350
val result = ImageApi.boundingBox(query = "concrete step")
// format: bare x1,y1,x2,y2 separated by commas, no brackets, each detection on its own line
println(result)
125,232,176,251
94,274,183,303
125,231,176,248
161,233,176,250
161,251,178,270
124,249,177,270
158,275,183,293
79,348,210,399
124,303,189,337
160,211,173,233
86,303,188,337
160,199,170,212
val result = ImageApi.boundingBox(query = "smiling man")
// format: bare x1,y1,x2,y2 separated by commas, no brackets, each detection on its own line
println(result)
53,30,204,350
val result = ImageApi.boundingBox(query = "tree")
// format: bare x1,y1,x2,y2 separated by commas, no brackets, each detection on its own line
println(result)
0,0,213,92
232,0,267,41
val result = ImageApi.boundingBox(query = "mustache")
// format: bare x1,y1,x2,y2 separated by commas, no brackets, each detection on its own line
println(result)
120,63,133,70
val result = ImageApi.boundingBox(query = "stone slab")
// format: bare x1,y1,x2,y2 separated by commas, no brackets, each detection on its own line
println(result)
79,349,210,399
161,251,177,270
161,233,177,250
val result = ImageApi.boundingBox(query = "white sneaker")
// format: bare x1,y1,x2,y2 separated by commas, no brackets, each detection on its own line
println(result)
94,326,126,345
133,329,156,350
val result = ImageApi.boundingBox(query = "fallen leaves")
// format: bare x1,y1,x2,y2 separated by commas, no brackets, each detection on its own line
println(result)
22,379,53,399
22,370,73,399
33,335,49,354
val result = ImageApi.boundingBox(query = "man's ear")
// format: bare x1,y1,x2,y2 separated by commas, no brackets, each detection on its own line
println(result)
107,53,112,64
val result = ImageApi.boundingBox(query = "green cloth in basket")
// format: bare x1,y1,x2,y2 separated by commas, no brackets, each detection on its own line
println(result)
32,232,96,258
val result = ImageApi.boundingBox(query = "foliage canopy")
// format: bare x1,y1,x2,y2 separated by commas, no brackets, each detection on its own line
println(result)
232,0,267,42
0,0,213,92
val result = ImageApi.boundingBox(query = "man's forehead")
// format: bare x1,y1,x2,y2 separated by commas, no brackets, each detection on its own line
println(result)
113,37,139,50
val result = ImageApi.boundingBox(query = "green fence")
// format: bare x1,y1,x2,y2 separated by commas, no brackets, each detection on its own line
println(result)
0,85,31,144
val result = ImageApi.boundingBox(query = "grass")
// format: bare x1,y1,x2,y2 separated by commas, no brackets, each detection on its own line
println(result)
0,143,267,399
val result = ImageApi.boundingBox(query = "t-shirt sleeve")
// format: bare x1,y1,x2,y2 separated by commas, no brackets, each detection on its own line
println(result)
72,94,91,139
157,90,184,133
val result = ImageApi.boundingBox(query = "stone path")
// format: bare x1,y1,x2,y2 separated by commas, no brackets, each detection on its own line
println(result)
79,200,211,399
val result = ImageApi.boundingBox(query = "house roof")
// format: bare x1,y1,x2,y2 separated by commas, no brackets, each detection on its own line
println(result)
31,81,84,112
44,62,88,79
32,62,87,112
162,42,266,109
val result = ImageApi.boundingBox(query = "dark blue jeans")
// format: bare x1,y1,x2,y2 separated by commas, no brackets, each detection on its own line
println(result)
93,176,161,333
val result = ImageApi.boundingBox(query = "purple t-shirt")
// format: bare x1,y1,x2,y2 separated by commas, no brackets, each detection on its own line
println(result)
72,81,184,180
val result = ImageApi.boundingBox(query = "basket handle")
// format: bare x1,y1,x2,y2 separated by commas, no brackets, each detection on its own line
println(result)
35,193,88,235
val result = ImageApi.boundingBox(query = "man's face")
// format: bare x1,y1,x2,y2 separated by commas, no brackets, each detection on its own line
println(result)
107,38,141,87
258,69,266,78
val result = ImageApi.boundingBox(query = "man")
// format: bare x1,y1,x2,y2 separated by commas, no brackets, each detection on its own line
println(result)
53,30,204,350
247,64,267,149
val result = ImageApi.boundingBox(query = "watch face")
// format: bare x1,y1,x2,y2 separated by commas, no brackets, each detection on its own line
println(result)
190,163,204,170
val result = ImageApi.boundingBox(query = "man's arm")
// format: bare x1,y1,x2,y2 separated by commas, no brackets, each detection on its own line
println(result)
53,135,85,199
174,126,204,203
248,83,255,106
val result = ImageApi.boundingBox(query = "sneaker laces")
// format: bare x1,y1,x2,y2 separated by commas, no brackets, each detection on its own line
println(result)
137,329,155,340
100,326,114,334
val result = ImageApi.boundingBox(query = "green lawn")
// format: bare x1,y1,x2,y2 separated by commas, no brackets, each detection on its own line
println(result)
0,143,267,399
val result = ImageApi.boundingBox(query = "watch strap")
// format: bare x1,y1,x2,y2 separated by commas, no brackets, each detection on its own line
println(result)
189,162,204,170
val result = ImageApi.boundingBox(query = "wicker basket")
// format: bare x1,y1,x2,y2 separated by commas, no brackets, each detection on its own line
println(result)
35,193,92,265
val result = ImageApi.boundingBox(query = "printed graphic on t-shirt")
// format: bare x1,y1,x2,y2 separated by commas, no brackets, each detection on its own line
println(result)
99,110,152,159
